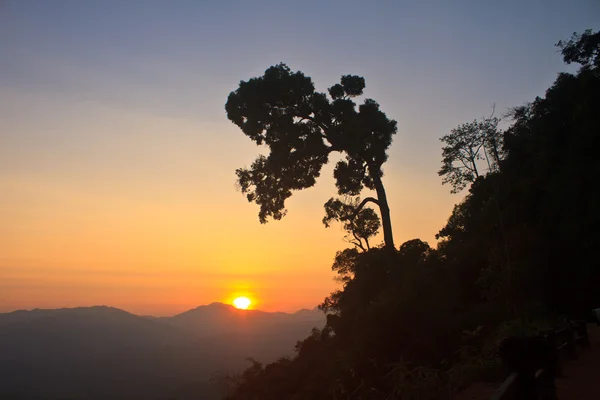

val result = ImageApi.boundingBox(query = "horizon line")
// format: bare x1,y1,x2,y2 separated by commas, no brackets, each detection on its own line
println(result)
0,302,322,318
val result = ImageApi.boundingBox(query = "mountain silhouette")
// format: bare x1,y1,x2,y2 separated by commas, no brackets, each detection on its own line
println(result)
0,304,325,400
163,302,321,335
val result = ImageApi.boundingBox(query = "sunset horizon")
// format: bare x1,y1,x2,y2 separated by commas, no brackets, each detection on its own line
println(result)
3,1,595,317
0,300,319,318
2,2,599,399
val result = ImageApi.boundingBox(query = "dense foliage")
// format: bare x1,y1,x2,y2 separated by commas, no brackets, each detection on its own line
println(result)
226,65,397,247
221,30,600,399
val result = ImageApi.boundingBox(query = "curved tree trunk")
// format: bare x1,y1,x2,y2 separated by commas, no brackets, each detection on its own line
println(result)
371,172,395,249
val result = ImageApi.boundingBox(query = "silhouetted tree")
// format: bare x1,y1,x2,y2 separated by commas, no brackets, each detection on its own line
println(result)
398,239,431,265
223,29,600,400
323,197,380,251
437,28,600,317
557,29,600,71
226,64,398,248
438,115,502,193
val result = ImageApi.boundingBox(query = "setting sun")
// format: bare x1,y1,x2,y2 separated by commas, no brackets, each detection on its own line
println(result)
233,297,251,310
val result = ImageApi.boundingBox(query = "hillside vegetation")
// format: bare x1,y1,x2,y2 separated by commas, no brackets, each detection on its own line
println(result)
222,30,600,400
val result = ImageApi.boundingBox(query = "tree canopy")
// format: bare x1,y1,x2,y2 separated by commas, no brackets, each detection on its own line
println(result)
226,64,398,248
323,197,380,251
438,114,502,193
220,29,600,400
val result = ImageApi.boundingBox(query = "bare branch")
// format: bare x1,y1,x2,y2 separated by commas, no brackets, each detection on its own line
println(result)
350,229,367,252
489,103,496,119
459,158,476,173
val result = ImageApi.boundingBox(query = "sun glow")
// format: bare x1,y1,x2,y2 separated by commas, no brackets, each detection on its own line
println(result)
233,296,251,310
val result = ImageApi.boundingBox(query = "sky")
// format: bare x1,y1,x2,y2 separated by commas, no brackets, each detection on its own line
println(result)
1,0,598,315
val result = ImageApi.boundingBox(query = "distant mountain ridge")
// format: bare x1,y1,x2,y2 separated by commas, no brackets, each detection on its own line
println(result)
0,303,325,400
161,302,322,336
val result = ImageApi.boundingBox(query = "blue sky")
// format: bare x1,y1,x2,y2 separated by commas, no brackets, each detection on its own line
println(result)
3,1,597,171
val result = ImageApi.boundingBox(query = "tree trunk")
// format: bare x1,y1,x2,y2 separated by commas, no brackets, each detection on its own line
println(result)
371,171,395,249
490,136,502,171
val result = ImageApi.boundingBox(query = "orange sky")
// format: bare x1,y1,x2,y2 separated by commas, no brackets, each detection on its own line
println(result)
0,89,458,315
2,1,591,315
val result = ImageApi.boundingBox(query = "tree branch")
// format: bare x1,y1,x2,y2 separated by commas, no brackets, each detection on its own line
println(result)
346,233,366,252
483,148,492,171
473,143,485,156
470,154,480,178
458,148,472,161
297,111,329,133
352,197,380,218
488,103,496,119
459,158,476,173
351,228,367,252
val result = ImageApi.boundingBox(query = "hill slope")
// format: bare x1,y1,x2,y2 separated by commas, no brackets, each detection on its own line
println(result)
0,304,325,400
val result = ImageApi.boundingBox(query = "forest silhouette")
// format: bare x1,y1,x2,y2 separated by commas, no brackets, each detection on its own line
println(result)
218,29,600,399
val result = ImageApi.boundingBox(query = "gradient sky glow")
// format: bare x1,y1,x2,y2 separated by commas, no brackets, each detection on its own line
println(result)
1,1,598,315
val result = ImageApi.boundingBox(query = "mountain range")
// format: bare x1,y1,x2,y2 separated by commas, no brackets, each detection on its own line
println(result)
0,303,326,400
